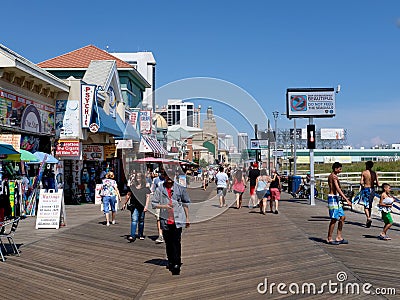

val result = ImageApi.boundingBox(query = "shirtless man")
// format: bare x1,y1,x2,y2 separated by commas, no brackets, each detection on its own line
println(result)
327,162,352,245
360,161,379,228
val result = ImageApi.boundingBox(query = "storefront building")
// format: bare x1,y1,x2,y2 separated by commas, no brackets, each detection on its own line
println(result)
38,45,149,202
0,44,70,215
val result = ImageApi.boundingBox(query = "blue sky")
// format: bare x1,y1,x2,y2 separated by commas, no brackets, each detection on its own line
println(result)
2,0,400,148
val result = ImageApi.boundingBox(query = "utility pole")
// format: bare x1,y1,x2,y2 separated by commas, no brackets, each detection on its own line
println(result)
267,120,271,173
254,124,258,164
272,111,279,171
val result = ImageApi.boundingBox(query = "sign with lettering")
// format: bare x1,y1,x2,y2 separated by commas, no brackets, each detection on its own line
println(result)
0,134,21,151
82,144,104,161
56,140,81,157
81,84,96,128
104,144,116,159
0,89,55,134
130,111,139,129
35,189,64,229
139,110,152,134
286,88,336,118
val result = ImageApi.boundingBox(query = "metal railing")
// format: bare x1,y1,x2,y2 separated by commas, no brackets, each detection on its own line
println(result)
315,172,400,200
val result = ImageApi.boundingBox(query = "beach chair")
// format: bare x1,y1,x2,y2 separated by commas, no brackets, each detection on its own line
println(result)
0,217,21,257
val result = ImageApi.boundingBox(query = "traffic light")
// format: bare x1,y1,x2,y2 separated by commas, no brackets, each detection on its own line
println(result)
257,151,261,162
307,124,316,149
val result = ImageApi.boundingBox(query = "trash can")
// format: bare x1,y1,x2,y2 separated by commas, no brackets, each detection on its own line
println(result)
292,175,302,194
288,176,293,194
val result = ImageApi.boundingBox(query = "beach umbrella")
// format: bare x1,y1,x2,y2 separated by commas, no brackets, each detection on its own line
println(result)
133,157,177,164
0,142,19,155
32,151,59,164
7,149,40,162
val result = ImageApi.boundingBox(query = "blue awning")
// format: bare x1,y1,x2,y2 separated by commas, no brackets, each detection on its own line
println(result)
114,116,140,142
95,108,123,137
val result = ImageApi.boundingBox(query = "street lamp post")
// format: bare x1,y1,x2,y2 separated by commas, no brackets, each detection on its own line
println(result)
272,111,279,171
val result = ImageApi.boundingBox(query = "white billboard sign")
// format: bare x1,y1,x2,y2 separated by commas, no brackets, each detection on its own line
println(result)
286,88,335,118
250,139,268,150
321,128,344,140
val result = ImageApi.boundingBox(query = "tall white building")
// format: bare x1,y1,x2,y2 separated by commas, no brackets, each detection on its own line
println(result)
218,133,234,151
166,99,200,128
238,132,248,153
111,51,156,111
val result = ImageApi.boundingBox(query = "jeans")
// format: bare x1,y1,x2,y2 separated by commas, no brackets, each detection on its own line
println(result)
131,208,145,237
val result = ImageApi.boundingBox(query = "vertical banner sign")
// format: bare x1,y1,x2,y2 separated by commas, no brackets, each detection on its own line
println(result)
140,110,152,135
130,111,139,130
81,84,96,128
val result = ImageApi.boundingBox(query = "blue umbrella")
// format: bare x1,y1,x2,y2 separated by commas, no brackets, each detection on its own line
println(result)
0,143,19,155
33,151,59,163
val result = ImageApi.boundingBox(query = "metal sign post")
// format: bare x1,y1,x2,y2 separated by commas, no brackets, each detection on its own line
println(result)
286,87,337,206
309,117,315,206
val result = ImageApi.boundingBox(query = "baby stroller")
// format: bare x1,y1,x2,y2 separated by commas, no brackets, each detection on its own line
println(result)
297,184,318,199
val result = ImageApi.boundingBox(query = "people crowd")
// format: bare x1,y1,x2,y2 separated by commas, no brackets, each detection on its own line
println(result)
96,159,398,278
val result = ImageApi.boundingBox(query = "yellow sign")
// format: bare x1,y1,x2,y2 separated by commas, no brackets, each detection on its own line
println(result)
104,144,116,159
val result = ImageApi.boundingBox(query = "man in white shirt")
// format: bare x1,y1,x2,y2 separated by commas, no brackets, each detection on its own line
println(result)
215,166,229,208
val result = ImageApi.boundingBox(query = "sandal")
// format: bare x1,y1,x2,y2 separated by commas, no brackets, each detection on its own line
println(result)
378,235,391,240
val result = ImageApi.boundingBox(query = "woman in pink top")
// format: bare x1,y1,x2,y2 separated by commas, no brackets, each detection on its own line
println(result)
232,169,246,209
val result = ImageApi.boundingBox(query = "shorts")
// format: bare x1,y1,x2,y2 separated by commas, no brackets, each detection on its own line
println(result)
233,190,244,195
270,188,280,200
217,187,227,196
102,196,116,213
382,211,393,225
360,188,375,208
328,194,345,220
250,186,256,196
256,190,270,200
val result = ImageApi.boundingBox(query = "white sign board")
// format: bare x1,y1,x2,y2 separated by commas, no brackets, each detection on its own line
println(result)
321,128,344,140
116,139,133,149
286,88,335,118
35,189,63,229
250,139,268,150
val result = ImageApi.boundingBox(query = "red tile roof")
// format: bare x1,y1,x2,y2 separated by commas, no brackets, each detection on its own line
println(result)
38,45,133,69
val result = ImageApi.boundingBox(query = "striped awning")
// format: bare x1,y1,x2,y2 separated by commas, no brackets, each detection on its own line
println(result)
139,135,168,155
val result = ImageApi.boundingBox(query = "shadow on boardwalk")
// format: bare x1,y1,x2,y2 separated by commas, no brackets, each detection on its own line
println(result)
0,189,397,299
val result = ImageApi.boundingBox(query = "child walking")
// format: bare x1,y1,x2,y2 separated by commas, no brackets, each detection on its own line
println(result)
378,183,394,240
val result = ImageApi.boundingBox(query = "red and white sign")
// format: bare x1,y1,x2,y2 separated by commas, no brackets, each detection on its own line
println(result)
81,84,96,128
89,123,99,133
55,140,81,157
130,111,139,129
82,144,104,161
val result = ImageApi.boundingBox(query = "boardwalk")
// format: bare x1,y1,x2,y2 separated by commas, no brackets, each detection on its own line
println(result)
0,186,399,299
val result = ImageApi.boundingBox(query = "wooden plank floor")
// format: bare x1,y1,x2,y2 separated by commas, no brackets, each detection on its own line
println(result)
0,186,398,299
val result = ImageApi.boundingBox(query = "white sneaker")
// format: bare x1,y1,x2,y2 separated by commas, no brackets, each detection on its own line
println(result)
106,222,110,227
112,220,116,225
155,235,164,243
